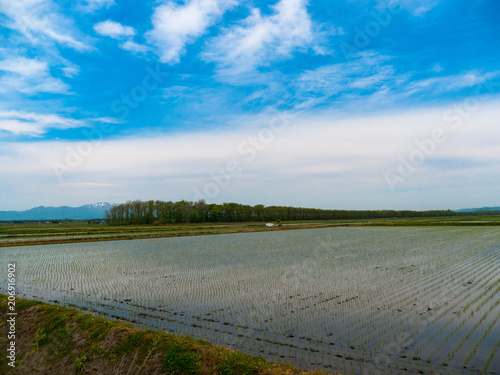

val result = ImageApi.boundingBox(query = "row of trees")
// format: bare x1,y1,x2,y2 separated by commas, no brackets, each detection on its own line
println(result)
103,200,488,225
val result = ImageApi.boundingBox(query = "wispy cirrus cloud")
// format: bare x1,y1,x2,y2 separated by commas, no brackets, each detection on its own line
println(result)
0,56,47,76
204,0,324,76
0,56,70,95
0,110,120,138
147,0,237,64
377,0,440,16
0,110,86,136
0,0,91,97
241,52,407,111
207,52,403,111
62,182,117,187
61,64,80,78
296,53,399,96
404,71,500,96
291,54,499,110
78,0,115,13
0,0,92,51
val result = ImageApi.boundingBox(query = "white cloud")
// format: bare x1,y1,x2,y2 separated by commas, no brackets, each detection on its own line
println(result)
79,0,115,12
62,65,80,78
94,20,149,54
379,0,440,16
0,56,47,76
2,98,500,210
404,71,499,96
94,20,136,39
0,0,91,51
296,53,396,95
0,110,86,136
163,86,190,99
147,0,237,64
204,0,321,74
90,117,122,124
0,56,70,95
292,57,499,110
288,52,410,110
0,1,88,97
119,40,149,54
62,182,117,187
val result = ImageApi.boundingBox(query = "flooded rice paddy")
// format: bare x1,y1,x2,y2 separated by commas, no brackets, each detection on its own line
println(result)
1,227,499,374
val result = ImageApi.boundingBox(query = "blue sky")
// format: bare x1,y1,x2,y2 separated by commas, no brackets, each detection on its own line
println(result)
0,0,499,210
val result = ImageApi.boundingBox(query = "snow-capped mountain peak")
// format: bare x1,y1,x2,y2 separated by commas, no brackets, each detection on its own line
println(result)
83,202,113,209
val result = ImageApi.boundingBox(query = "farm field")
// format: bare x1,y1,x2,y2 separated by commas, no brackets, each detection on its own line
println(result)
1,215,499,247
1,227,499,374
0,221,339,247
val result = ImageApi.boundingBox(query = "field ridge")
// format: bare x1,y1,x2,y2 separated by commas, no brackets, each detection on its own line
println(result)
0,294,336,375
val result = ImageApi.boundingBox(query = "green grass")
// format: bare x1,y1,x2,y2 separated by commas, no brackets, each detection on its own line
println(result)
34,308,71,351
74,355,87,372
113,330,150,353
216,351,268,375
0,294,334,375
162,341,201,375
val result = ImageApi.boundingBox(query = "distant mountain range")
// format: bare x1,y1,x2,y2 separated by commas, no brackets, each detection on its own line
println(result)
455,206,500,213
0,202,115,221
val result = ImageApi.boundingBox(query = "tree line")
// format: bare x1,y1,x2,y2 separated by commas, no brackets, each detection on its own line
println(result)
104,200,494,225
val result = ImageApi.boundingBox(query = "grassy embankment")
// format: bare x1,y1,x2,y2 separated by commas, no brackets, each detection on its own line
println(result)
1,215,499,247
0,294,336,375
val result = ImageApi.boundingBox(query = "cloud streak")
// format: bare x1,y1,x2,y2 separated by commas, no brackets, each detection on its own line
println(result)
404,71,500,96
0,56,71,95
377,0,440,16
78,0,115,12
0,110,86,136
0,0,92,51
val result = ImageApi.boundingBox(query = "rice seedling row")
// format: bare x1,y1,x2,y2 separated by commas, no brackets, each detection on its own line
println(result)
1,226,499,374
